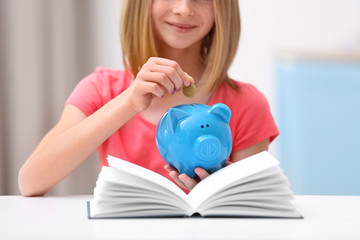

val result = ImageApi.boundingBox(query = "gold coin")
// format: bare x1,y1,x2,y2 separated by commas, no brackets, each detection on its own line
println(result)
182,83,196,98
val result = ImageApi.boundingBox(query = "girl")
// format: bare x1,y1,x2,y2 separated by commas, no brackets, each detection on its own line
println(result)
18,0,279,196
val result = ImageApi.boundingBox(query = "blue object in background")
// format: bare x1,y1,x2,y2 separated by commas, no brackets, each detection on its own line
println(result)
156,103,232,178
276,57,360,195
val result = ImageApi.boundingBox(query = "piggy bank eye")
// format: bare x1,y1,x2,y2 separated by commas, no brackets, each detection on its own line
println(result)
201,125,204,128
206,124,209,127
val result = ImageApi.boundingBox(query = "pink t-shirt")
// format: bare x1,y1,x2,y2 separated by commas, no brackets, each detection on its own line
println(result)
66,66,279,190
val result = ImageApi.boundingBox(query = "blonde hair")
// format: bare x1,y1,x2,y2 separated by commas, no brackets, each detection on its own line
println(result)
120,0,241,94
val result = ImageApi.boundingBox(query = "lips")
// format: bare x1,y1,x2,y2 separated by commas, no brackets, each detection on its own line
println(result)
166,22,197,32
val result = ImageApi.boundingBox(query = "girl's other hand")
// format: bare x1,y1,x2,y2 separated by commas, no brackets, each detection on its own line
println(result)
164,164,208,191
164,162,232,191
126,57,191,113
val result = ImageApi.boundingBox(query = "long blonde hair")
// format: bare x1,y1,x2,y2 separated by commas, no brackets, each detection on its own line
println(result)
120,0,241,94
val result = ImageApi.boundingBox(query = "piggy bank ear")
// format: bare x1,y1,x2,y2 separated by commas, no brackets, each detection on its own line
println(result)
208,103,231,123
166,108,190,134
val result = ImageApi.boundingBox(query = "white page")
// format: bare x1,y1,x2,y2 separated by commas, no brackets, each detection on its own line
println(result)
94,167,189,209
107,155,188,202
188,151,280,210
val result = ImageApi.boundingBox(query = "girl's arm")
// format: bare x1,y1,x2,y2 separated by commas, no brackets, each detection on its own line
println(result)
18,90,138,197
165,138,270,191
19,57,190,197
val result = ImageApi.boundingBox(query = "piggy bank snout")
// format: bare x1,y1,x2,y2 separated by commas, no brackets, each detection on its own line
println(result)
195,135,221,161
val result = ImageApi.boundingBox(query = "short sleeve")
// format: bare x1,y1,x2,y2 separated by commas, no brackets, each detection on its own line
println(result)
65,66,129,116
209,81,279,155
231,84,279,152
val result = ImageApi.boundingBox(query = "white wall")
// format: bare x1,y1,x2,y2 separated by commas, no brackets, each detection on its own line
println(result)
228,0,360,155
90,0,123,69
230,0,360,102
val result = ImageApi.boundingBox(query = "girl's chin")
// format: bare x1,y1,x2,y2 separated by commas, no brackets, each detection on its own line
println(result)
158,38,202,51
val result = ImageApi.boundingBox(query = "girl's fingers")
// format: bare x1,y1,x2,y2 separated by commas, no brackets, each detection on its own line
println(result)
169,171,188,189
194,168,210,181
179,174,198,190
164,165,211,191
184,72,193,86
130,57,195,113
225,161,233,167
164,164,176,172
138,57,193,97
140,80,165,98
164,165,188,189
138,71,175,95
148,64,183,92
147,57,190,87
165,165,200,191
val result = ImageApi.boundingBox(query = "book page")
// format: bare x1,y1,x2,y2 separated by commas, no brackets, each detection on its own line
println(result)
89,156,194,217
198,169,292,208
93,167,187,208
107,156,188,203
187,151,280,209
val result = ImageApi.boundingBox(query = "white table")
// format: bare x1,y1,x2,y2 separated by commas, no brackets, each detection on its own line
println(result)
1,195,359,239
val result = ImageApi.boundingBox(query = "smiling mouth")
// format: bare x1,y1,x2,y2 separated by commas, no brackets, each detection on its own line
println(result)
166,22,196,32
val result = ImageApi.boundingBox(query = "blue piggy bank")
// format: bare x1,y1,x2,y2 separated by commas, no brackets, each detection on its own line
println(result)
156,103,232,178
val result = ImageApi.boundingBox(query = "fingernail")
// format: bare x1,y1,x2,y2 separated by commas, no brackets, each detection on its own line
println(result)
184,72,191,87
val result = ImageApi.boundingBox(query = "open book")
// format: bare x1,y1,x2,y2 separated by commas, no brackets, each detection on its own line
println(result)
87,151,301,218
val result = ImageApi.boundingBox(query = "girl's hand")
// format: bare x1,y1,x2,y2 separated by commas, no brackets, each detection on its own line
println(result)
126,57,192,113
164,165,209,191
164,162,233,191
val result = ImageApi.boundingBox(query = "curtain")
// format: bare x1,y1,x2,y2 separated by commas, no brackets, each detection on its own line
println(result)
0,0,122,195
